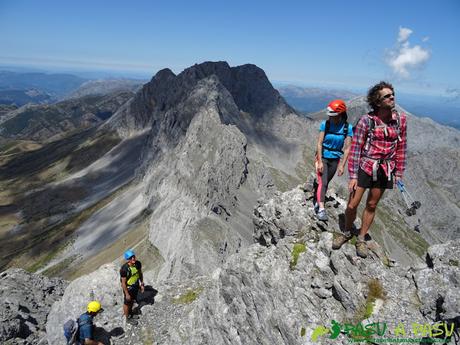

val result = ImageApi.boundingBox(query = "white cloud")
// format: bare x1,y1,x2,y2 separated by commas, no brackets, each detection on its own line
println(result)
398,27,413,43
422,36,430,42
386,27,430,79
446,88,460,102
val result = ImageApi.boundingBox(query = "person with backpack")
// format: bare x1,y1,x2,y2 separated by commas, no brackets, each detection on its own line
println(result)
64,301,104,345
332,81,407,258
314,99,353,221
120,249,144,325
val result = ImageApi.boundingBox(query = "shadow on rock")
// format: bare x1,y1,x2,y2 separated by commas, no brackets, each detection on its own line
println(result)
136,285,158,313
94,326,125,345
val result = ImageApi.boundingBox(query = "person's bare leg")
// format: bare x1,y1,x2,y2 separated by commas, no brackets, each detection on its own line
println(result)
359,187,385,238
333,186,368,250
345,186,367,232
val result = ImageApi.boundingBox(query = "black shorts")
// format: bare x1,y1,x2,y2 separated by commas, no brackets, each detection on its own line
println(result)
357,167,393,189
123,286,139,305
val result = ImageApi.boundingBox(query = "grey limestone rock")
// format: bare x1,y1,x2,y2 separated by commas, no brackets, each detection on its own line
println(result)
0,269,67,345
46,263,124,345
43,185,460,345
414,240,460,321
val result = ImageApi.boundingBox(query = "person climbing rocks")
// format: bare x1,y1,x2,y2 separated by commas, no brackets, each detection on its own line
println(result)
333,81,407,258
120,249,144,325
315,99,353,221
77,301,104,345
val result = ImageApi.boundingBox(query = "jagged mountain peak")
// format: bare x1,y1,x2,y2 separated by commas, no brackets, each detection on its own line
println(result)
152,67,176,80
106,61,294,136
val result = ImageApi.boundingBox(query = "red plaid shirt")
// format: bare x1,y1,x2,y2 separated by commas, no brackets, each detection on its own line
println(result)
348,111,407,180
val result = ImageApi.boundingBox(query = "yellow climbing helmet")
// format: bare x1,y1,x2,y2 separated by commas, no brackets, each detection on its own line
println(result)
87,301,103,313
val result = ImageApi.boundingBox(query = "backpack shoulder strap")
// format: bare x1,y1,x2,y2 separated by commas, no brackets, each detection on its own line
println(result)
77,314,92,327
121,263,132,281
363,114,375,151
325,119,330,135
395,111,402,141
368,114,375,131
343,121,349,137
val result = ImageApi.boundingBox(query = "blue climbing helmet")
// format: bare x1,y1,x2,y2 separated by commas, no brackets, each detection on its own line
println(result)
124,249,135,260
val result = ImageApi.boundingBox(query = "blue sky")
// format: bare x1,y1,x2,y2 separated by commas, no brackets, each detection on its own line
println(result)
1,0,459,97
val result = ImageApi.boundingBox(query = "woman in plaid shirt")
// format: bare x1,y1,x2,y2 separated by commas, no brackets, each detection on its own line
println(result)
332,81,407,258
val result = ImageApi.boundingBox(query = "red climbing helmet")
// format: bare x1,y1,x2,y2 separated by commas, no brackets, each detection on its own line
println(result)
326,99,347,116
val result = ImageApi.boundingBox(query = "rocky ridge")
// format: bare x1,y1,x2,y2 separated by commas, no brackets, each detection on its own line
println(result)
0,90,134,142
77,61,308,282
8,183,456,345
66,79,144,99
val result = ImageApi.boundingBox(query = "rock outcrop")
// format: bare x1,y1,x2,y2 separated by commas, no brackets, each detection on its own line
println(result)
0,269,67,345
44,185,459,345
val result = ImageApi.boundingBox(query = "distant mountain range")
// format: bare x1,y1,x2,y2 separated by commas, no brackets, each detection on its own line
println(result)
278,84,460,130
66,79,144,99
0,91,134,142
277,84,359,114
0,88,52,106
0,71,87,98
0,71,145,107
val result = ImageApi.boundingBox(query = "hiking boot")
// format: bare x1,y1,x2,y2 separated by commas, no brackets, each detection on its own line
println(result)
356,240,368,258
128,314,140,319
125,317,138,326
317,209,328,221
332,232,351,250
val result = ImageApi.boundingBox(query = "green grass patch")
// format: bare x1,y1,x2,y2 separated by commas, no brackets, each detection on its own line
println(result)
374,206,429,258
449,259,459,267
26,242,71,273
41,256,76,277
368,278,386,300
381,255,391,268
354,278,386,322
268,167,302,192
290,243,306,270
172,287,203,304
426,180,438,189
300,327,306,337
349,235,357,246
142,328,155,345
